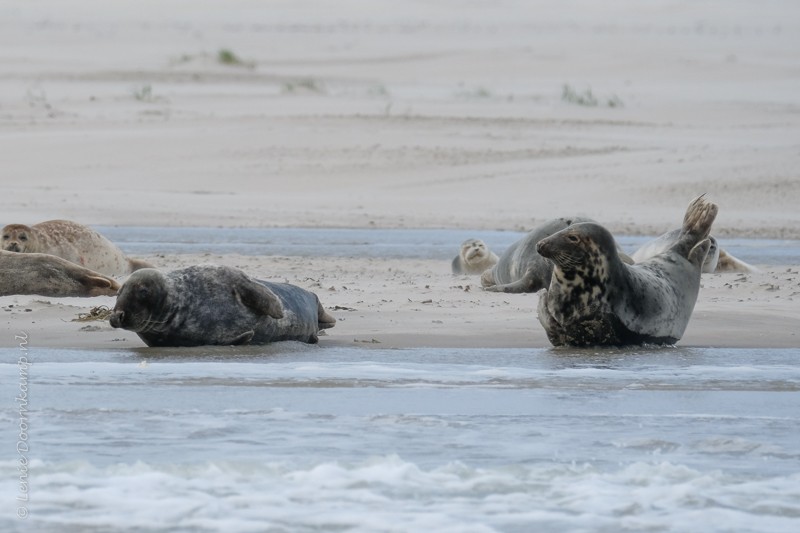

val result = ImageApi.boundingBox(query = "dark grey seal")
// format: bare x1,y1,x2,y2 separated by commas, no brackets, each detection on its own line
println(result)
109,265,336,347
481,217,595,293
536,195,718,347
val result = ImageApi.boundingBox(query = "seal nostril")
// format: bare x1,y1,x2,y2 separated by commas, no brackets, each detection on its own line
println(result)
110,311,124,328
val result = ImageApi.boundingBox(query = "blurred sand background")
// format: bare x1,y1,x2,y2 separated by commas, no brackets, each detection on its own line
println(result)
1,0,798,349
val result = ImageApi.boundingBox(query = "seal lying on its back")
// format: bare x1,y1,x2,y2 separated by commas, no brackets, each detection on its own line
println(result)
2,220,152,277
452,239,499,275
109,265,336,347
0,250,119,297
481,217,595,293
632,230,756,273
536,195,718,347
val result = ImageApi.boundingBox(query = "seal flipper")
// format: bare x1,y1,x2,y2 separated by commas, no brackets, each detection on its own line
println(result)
235,280,284,319
672,195,718,258
688,238,712,270
317,299,336,330
483,266,544,293
227,330,255,345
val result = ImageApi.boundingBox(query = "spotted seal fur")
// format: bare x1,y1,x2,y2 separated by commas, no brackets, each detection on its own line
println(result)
536,195,718,346
481,218,595,293
2,220,153,277
109,265,336,347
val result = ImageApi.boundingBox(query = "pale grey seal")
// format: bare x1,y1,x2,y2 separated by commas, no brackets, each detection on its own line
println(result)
0,249,119,297
632,230,756,273
2,220,153,277
452,239,499,275
536,195,718,347
109,265,336,347
481,217,595,293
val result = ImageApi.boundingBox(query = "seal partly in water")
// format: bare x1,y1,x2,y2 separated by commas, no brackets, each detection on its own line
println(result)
109,265,336,347
452,238,499,275
2,220,152,277
536,195,718,347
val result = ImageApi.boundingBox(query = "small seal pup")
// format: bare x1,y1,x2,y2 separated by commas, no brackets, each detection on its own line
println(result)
2,220,153,277
109,265,336,347
452,239,499,275
0,250,119,297
481,217,596,293
536,195,718,347
632,230,757,273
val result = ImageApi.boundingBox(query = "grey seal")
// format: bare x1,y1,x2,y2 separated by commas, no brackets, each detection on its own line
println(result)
109,265,336,347
536,195,718,347
2,220,153,277
632,230,756,273
481,217,596,293
0,249,119,297
452,239,499,275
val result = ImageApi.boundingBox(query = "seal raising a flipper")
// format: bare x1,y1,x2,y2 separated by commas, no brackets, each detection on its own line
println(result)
452,239,499,275
632,230,756,273
536,195,718,347
481,217,595,293
2,220,152,277
0,250,119,297
109,265,336,347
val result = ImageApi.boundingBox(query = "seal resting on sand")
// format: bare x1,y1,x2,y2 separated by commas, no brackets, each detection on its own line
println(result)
481,217,596,293
536,195,718,347
2,220,152,277
632,231,757,273
0,250,119,297
452,239,499,275
109,265,336,347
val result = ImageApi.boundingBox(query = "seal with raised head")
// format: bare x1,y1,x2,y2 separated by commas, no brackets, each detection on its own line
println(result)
0,250,119,297
632,231,756,273
109,265,336,347
536,195,718,347
2,220,153,277
481,217,595,293
452,238,499,275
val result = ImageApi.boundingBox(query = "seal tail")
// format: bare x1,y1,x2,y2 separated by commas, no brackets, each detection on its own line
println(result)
675,194,718,258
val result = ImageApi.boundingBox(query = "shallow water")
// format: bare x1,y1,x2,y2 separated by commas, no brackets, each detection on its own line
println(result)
2,345,799,532
97,226,800,265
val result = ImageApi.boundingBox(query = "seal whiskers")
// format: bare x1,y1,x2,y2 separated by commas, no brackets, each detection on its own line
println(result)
536,196,718,347
110,265,336,347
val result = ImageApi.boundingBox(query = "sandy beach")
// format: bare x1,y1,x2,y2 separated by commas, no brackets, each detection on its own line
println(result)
1,0,799,350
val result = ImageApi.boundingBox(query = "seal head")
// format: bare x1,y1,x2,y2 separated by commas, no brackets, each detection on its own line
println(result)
536,195,717,347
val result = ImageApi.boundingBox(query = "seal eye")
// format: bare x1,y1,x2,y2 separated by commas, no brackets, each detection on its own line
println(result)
137,286,150,299
567,234,580,244
19,234,28,241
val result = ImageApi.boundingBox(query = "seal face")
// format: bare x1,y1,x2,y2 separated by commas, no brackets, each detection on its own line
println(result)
452,239,499,275
0,250,119,297
536,196,718,347
109,265,336,347
2,220,152,277
481,217,595,293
